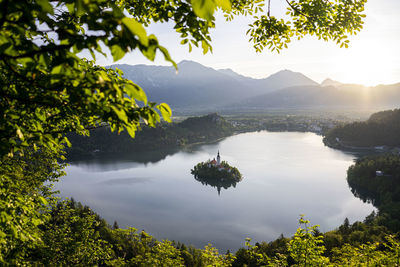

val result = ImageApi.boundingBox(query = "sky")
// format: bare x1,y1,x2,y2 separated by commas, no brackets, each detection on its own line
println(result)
94,0,400,86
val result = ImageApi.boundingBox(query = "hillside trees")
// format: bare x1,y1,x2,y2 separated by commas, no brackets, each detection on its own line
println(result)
347,154,400,231
0,0,369,264
324,109,400,147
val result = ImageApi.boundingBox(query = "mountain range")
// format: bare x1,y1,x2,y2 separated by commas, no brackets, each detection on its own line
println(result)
109,60,400,112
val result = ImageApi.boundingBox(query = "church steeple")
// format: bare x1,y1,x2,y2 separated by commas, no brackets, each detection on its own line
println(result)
217,151,220,165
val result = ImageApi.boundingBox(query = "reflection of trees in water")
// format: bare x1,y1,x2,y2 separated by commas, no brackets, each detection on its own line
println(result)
348,180,380,206
193,174,239,195
67,147,179,165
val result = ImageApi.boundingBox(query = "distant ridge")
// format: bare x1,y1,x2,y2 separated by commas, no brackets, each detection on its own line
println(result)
109,61,318,110
108,61,400,112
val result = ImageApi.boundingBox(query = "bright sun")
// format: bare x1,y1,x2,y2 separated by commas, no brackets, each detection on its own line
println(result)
336,38,398,86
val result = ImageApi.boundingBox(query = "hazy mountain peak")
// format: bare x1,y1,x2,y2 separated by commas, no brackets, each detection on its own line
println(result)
177,60,216,74
267,69,307,79
178,60,198,65
177,60,208,69
262,69,318,89
321,78,343,87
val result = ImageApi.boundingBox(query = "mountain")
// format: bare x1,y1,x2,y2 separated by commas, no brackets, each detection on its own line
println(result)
234,83,400,110
109,61,318,110
321,78,343,87
108,61,400,111
259,69,318,89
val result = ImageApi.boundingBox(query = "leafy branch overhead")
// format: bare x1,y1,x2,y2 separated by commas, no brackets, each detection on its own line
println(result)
0,0,367,158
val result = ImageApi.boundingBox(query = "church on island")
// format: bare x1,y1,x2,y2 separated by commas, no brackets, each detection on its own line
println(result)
207,151,231,172
191,151,243,195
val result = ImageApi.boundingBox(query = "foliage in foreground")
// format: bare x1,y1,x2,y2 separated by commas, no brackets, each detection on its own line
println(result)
24,205,400,266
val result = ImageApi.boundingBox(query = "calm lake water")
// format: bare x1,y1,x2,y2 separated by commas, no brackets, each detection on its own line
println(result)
57,131,375,252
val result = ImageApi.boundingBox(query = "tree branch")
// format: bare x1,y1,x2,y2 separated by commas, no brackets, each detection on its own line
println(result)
0,44,71,60
0,91,63,109
285,0,312,19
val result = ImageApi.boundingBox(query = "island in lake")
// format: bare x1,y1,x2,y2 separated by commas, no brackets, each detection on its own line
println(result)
191,151,243,195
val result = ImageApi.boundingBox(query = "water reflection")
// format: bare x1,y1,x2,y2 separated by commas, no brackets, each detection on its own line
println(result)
348,180,378,206
192,172,241,195
67,147,180,172
98,177,153,186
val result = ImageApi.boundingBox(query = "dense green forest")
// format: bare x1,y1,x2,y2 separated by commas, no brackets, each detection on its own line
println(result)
11,195,400,266
324,109,400,148
66,113,234,160
347,154,400,232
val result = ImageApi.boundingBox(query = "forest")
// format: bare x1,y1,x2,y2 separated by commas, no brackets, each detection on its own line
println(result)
347,154,400,232
324,109,400,148
66,113,235,160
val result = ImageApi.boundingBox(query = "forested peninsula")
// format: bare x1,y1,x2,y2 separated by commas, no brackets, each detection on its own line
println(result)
66,113,235,160
324,109,400,150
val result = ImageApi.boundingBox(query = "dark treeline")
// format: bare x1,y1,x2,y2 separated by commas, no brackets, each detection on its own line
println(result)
347,154,400,232
66,113,235,160
324,109,400,148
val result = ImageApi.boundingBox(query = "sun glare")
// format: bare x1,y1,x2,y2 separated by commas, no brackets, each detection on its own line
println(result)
337,38,398,86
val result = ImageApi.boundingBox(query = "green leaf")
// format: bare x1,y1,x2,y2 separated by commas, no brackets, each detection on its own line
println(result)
111,106,128,123
122,17,149,46
157,103,172,122
125,83,147,103
125,124,137,138
216,0,231,11
16,128,24,140
201,41,209,54
158,45,177,69
111,45,126,61
191,0,216,21
36,0,54,14
75,0,85,16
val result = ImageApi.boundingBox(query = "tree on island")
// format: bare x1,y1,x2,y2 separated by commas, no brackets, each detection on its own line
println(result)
0,0,369,264
191,152,242,195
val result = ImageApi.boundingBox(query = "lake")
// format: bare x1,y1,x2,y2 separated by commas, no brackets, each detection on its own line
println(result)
56,131,375,252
